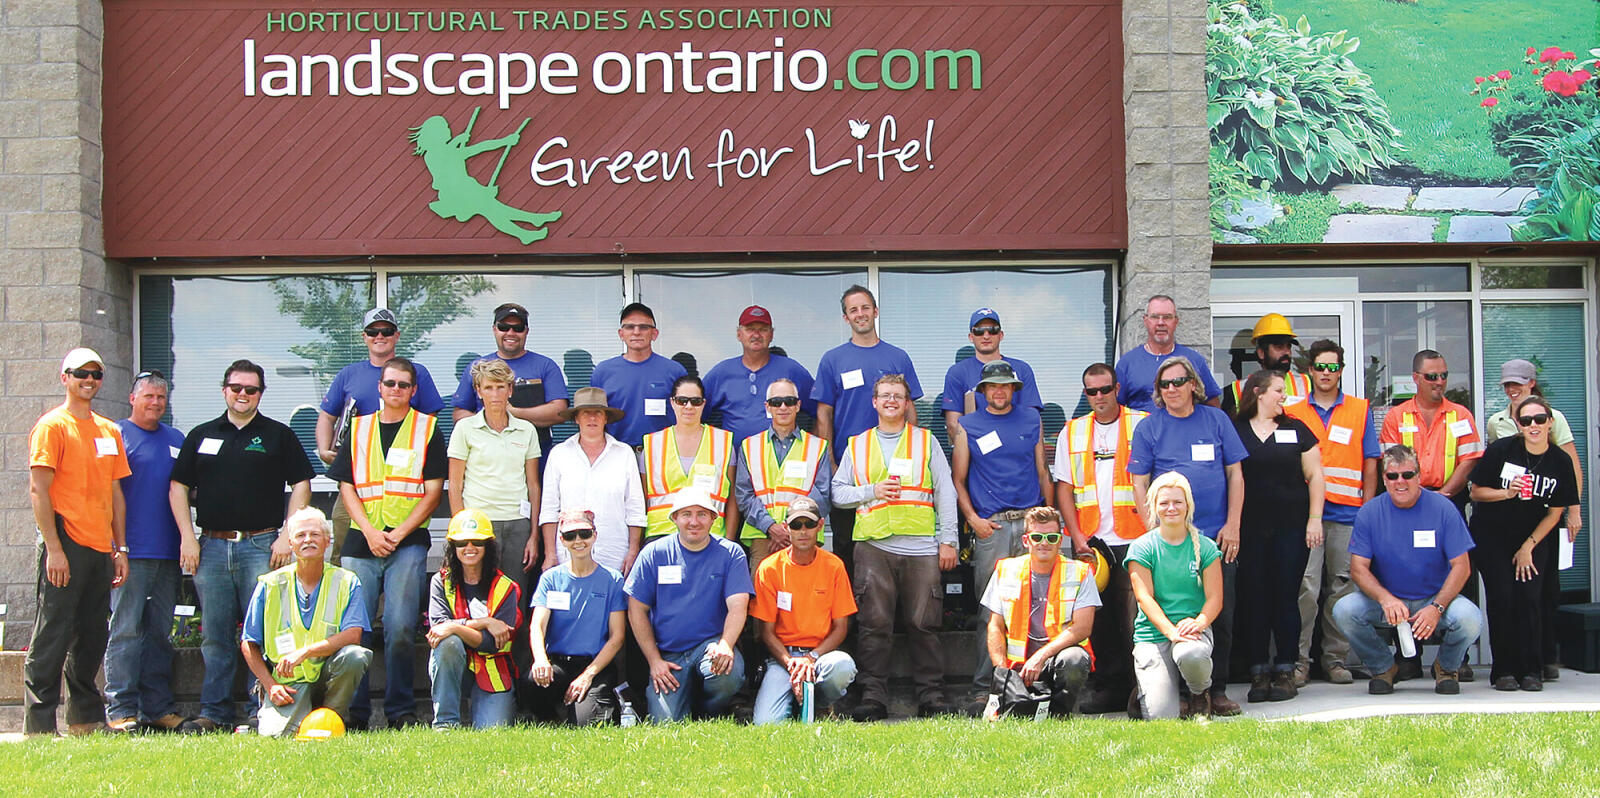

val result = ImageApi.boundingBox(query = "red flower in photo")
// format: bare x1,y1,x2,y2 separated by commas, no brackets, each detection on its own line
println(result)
1481,97,1499,108
1496,70,1512,80
1542,70,1580,96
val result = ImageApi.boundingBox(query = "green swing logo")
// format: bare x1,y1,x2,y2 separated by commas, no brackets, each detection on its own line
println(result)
408,107,562,244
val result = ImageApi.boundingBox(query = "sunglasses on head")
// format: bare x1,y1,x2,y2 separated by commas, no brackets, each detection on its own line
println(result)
1383,469,1418,481
788,517,820,531
1311,362,1343,373
364,326,397,338
496,321,527,333
450,539,484,549
381,379,414,390
1083,384,1115,397
1026,531,1063,545
766,396,800,408
224,383,263,396
1419,371,1449,382
1158,376,1192,389
560,527,596,541
66,368,104,380
135,369,166,381
1518,413,1551,426
970,326,1002,336
672,395,706,406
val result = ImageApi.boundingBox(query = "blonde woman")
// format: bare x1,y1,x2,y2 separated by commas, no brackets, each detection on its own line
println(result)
1126,472,1224,719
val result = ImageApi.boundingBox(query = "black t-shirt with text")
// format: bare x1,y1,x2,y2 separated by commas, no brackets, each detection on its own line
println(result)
1468,436,1578,542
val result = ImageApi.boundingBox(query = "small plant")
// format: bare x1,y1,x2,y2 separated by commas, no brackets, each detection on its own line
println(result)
1471,46,1600,166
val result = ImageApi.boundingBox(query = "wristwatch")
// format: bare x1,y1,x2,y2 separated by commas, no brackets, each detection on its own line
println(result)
1430,600,1447,614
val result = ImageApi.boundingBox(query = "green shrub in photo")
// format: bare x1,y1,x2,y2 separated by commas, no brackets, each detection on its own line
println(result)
1210,144,1276,239
1474,46,1600,167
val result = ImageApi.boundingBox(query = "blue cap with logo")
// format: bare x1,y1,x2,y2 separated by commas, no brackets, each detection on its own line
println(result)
969,308,1000,328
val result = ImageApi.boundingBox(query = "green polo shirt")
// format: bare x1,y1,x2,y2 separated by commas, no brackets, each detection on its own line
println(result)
446,411,541,521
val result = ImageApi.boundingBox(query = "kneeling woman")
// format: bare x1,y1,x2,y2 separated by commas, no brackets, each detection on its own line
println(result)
426,509,522,728
1127,471,1224,719
529,510,628,724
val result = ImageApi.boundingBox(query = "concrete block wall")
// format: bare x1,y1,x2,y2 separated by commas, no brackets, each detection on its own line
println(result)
1,0,129,648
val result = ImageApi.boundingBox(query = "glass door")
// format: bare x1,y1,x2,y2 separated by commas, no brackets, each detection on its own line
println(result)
1212,301,1359,397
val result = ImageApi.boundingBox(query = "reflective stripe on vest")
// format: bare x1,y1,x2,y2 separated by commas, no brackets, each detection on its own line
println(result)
1400,409,1460,485
350,409,436,530
441,573,519,693
1285,396,1370,507
849,426,937,541
1064,408,1148,540
1229,371,1312,409
259,565,356,684
993,555,1092,667
740,430,828,541
643,425,735,538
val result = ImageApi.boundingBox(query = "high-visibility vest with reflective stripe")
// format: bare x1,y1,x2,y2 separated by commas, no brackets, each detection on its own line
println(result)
740,430,828,541
441,573,520,693
1285,396,1370,507
642,424,735,538
259,564,357,684
1227,371,1312,412
1400,408,1462,485
350,409,437,530
848,426,937,541
993,555,1093,667
1062,408,1149,540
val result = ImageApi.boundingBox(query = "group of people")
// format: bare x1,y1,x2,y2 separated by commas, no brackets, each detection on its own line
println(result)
22,288,1582,736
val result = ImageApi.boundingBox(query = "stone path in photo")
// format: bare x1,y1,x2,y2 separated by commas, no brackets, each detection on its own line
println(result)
1324,183,1537,244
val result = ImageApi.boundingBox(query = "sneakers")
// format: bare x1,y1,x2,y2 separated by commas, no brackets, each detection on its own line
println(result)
107,717,140,733
1325,663,1354,685
1432,662,1459,695
1520,675,1543,692
850,700,888,722
1246,673,1271,703
1268,671,1298,701
1368,663,1399,695
1208,691,1241,717
1292,662,1310,688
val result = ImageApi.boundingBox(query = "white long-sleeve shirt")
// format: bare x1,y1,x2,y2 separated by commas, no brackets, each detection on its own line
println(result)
831,426,958,556
540,434,646,572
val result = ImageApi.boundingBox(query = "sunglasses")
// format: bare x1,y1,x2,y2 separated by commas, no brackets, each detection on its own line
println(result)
1383,470,1418,481
560,528,596,541
496,322,527,333
224,383,263,396
620,323,656,332
1026,532,1063,544
381,379,414,390
788,518,821,531
1083,384,1115,397
66,368,104,380
364,326,397,337
672,395,706,406
766,396,800,408
1518,413,1551,426
1157,376,1192,389
450,539,485,549
1419,371,1449,382
970,326,1002,336
1311,362,1343,373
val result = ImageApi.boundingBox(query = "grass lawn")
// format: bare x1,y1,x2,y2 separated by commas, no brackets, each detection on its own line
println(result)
7,714,1600,796
1271,0,1600,184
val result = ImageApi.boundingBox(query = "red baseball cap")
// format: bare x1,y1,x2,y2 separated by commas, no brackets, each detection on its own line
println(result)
738,305,772,326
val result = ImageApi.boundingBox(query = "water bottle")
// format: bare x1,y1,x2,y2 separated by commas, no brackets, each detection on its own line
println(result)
614,683,638,727
982,693,1001,722
800,681,816,723
1397,619,1417,658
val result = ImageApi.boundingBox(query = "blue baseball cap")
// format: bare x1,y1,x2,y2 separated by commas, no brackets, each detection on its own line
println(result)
969,308,1001,328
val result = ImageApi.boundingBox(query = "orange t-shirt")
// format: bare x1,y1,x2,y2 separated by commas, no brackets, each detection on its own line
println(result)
1379,397,1483,489
750,547,857,649
29,405,131,552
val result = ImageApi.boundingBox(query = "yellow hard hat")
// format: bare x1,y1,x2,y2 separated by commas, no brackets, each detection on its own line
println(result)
1251,313,1296,342
447,508,495,542
295,707,345,741
1088,549,1110,592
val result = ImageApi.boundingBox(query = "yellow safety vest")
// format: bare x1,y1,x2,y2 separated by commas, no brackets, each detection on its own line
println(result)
1401,408,1463,485
350,409,437,531
642,424,735,538
740,429,828,541
441,573,519,693
993,555,1092,667
1228,371,1312,412
848,426,937,541
1063,408,1148,540
259,564,357,684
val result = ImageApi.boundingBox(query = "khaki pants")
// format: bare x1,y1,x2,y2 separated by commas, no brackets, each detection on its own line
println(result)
1297,520,1356,671
852,544,944,706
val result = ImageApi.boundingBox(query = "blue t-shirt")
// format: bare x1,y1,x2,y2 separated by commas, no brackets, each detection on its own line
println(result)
624,534,754,653
1128,406,1247,537
704,354,817,444
532,563,627,657
1305,393,1381,525
453,350,569,453
117,420,186,560
319,359,444,417
588,353,686,448
1349,491,1475,600
957,406,1044,518
812,340,921,454
941,357,1044,415
242,574,371,646
1115,344,1222,414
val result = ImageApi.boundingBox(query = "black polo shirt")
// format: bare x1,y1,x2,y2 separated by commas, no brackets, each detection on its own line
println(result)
171,412,315,532
327,416,447,557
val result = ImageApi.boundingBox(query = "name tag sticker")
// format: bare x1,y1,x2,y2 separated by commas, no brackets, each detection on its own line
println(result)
1283,395,1306,406
645,398,667,416
975,430,1002,454
888,457,916,477
691,464,718,492
468,598,489,619
1449,420,1473,438
169,445,182,459
1398,425,1419,434
1413,529,1436,548
384,447,414,469
776,590,793,611
1273,429,1298,444
274,632,297,655
1328,425,1353,445
1500,463,1528,483
997,582,1019,601
95,437,118,456
1190,444,1215,462
659,565,683,585
783,459,808,481
198,438,223,455
840,369,865,390
174,604,196,617
545,591,571,611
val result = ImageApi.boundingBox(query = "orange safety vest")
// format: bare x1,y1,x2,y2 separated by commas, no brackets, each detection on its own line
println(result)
1285,396,1370,508
993,555,1094,668
441,572,520,693
1400,408,1464,486
740,429,829,541
1228,371,1312,412
1061,408,1149,540
642,424,735,538
848,426,938,541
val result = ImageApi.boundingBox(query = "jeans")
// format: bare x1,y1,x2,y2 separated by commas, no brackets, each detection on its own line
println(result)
1132,629,1213,720
1237,524,1310,673
645,637,745,723
990,647,1091,717
753,648,857,724
429,635,517,728
853,544,944,706
1332,592,1482,674
24,529,112,733
346,543,429,722
105,558,180,721
256,645,372,737
193,532,275,725
970,515,1026,690
1298,520,1356,671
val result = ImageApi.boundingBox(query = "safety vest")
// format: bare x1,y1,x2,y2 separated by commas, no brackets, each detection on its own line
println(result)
1228,371,1312,412
993,555,1093,668
441,573,520,693
642,424,735,538
1063,408,1149,540
848,426,938,541
1285,396,1370,507
259,564,357,684
350,408,437,531
1399,407,1465,486
740,429,829,541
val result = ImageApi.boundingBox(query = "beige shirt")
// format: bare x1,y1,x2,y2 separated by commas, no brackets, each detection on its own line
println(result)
446,411,540,521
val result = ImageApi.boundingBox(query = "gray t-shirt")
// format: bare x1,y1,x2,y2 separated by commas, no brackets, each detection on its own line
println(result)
980,562,1101,657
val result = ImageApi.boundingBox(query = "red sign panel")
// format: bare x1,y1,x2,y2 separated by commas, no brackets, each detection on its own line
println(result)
104,0,1125,256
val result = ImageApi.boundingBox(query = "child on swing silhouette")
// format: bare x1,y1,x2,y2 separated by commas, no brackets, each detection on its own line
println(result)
409,110,561,244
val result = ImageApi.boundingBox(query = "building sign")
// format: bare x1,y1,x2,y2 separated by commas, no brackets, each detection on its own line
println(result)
104,1,1125,257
